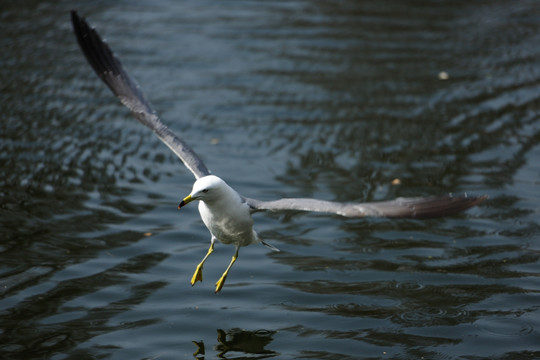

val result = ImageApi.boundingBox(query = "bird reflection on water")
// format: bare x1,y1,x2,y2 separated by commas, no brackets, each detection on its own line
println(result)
192,328,276,359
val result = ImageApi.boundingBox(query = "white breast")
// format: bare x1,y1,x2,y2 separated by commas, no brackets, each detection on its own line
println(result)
198,192,258,247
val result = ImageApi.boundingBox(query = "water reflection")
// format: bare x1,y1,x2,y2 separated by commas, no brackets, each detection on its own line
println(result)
0,252,168,357
0,266,54,297
193,328,276,359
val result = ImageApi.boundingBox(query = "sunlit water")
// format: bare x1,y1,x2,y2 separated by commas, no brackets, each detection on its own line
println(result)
1,1,540,359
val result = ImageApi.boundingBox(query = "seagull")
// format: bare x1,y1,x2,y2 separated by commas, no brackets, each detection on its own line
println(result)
70,11,487,293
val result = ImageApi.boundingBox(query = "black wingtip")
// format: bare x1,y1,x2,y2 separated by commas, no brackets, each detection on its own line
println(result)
70,9,132,96
407,193,488,219
472,194,489,204
70,10,87,45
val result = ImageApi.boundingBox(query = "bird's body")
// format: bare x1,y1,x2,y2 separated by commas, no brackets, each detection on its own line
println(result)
70,11,487,293
180,175,264,291
190,176,258,247
199,195,256,247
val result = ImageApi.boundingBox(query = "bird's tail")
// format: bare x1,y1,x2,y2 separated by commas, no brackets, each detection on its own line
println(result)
261,240,280,252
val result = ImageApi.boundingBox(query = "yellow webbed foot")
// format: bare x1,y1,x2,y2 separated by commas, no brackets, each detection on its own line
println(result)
191,263,204,286
191,239,215,286
215,273,228,293
215,248,239,293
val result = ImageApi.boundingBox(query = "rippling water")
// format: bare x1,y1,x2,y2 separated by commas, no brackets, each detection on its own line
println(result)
2,1,540,359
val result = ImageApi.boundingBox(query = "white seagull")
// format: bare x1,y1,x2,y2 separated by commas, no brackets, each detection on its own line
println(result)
71,11,487,293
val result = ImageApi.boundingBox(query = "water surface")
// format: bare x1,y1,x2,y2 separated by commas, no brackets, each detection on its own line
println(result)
1,1,540,359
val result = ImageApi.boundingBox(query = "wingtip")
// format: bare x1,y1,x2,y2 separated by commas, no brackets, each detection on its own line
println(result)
70,9,82,25
382,192,488,219
433,193,488,218
465,193,489,206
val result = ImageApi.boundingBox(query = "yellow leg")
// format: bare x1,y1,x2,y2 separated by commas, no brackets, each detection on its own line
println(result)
191,238,215,286
215,246,239,293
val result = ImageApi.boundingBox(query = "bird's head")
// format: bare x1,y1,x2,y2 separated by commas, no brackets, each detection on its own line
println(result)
178,175,228,208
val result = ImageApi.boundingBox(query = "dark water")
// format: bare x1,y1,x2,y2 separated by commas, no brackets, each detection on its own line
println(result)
2,1,540,359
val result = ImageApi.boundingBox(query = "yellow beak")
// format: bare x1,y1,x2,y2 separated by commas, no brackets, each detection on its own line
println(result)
178,194,193,209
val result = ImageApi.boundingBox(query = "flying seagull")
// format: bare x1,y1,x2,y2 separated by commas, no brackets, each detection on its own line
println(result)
70,11,487,293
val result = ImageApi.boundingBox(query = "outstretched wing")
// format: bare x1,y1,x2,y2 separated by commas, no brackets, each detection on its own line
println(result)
71,11,487,220
244,194,487,219
71,11,210,179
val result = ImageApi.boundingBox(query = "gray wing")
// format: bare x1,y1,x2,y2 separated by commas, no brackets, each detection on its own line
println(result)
244,194,487,219
71,11,210,179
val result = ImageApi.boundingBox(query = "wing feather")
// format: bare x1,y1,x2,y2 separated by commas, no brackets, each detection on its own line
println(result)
72,11,487,220
244,194,487,219
71,11,210,179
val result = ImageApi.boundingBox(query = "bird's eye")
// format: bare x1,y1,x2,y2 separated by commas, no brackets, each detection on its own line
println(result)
202,189,209,193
